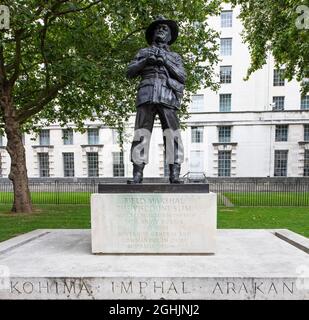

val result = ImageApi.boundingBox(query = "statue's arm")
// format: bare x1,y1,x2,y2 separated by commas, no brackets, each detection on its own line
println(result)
164,54,186,84
126,50,148,79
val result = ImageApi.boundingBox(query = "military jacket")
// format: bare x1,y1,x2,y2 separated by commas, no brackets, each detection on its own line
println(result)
127,45,186,109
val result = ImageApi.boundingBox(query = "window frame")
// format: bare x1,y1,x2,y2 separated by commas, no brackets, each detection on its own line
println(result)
112,151,125,177
273,69,285,87
38,152,50,177
63,152,75,177
301,96,309,110
304,124,309,142
218,150,231,177
62,129,74,145
221,10,233,28
275,125,289,142
191,126,204,143
272,96,285,111
219,93,232,112
88,128,99,145
190,94,204,112
39,129,50,146
87,152,99,177
218,126,232,143
220,38,232,56
220,66,232,84
274,150,288,177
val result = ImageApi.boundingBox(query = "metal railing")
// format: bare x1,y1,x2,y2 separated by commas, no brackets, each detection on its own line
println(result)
0,178,308,207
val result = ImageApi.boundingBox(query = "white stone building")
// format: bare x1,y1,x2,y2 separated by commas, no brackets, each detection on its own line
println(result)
0,4,309,179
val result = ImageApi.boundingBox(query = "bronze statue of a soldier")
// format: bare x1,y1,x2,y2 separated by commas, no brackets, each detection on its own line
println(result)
127,16,186,184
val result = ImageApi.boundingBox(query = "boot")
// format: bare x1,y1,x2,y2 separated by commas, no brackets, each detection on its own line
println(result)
127,163,145,184
169,164,184,184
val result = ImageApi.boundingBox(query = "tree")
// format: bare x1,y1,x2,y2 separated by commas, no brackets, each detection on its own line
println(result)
0,0,221,213
229,0,309,95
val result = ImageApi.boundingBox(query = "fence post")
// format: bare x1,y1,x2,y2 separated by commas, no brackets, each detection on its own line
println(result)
55,180,60,205
92,179,96,193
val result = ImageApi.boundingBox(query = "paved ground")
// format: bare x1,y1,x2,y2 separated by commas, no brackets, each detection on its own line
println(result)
0,229,308,300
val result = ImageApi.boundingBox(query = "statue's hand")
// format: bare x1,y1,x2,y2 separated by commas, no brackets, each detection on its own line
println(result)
146,55,157,65
157,49,167,66
145,48,157,65
148,47,158,56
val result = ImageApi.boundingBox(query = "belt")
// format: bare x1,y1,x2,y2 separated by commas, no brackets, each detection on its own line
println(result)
142,74,167,80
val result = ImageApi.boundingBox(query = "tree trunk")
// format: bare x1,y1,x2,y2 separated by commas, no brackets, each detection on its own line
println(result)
2,93,33,213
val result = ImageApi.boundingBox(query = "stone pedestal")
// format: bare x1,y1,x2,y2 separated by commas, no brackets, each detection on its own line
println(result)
91,184,216,254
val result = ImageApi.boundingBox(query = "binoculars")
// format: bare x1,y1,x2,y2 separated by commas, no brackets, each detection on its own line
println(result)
148,48,164,66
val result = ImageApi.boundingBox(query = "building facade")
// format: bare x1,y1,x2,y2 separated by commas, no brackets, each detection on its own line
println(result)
0,4,309,178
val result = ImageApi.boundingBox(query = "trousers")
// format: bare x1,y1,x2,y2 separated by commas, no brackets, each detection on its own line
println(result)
130,103,184,165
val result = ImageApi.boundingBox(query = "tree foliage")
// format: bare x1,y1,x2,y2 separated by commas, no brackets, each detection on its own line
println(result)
0,0,221,136
230,0,309,95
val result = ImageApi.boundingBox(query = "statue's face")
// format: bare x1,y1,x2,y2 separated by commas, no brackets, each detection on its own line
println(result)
153,23,171,44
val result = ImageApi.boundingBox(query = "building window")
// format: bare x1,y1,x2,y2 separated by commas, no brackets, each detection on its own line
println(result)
275,125,288,142
272,96,285,111
191,127,204,143
304,125,309,141
63,153,75,177
273,69,285,86
274,150,288,176
219,94,232,112
0,153,2,177
304,150,309,176
190,94,204,112
301,95,309,110
220,66,232,84
88,128,99,145
112,129,119,144
39,129,50,145
87,152,99,177
221,10,233,28
113,152,124,177
220,38,232,56
190,150,204,173
38,153,50,177
218,126,231,143
62,129,73,145
218,150,231,177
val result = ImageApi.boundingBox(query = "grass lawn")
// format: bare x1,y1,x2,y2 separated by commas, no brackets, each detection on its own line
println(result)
0,204,90,242
0,192,91,205
0,204,308,242
222,192,309,206
218,207,309,237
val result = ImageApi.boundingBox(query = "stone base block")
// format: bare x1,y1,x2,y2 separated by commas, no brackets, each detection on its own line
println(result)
91,191,216,254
